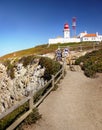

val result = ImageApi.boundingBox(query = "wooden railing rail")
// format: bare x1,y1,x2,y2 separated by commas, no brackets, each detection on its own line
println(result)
3,42,102,129
0,96,30,120
0,62,65,130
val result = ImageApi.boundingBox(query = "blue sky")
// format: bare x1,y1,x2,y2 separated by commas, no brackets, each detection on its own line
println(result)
0,0,102,56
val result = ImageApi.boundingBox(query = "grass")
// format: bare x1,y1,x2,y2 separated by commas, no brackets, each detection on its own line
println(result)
1,41,101,62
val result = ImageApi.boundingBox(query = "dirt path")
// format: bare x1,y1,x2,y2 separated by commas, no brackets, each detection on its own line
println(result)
23,68,102,130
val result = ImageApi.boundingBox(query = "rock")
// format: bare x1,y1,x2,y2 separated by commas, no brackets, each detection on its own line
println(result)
0,60,46,114
0,103,5,113
0,64,6,73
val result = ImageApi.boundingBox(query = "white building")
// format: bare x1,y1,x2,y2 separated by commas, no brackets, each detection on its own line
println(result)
80,32,102,42
48,23,102,44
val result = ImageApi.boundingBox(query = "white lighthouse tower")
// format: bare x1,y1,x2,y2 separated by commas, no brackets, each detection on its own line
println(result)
64,23,70,38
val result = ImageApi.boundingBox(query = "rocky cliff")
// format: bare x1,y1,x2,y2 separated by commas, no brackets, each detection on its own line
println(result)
0,58,46,114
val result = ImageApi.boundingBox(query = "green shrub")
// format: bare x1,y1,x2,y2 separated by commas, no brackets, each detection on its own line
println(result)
84,66,96,78
2,59,16,79
96,62,102,72
33,87,46,103
3,59,11,66
52,84,59,91
75,49,102,77
7,63,15,79
39,57,62,80
0,102,29,130
33,81,52,103
16,108,41,130
75,56,85,65
24,108,41,125
18,55,36,67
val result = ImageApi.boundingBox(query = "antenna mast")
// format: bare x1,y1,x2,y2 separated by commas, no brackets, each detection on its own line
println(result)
72,17,76,37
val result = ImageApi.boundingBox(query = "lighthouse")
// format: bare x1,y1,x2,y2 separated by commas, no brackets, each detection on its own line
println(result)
64,23,70,38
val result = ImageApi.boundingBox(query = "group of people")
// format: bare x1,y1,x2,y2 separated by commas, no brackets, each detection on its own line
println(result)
55,47,71,64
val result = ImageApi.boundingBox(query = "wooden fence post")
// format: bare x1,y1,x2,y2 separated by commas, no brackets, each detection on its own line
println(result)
29,91,34,110
63,57,66,72
62,63,65,78
52,75,55,88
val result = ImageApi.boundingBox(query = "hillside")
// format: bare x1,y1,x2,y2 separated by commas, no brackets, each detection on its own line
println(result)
0,42,102,129
0,42,101,61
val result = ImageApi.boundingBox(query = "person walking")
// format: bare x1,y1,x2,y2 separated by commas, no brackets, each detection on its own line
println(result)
63,47,71,65
55,48,62,61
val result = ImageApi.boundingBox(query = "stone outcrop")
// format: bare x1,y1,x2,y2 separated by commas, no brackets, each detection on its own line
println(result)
0,61,46,114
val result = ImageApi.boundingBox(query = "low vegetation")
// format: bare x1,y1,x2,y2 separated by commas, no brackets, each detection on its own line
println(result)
0,104,41,130
0,42,102,129
0,56,62,129
2,59,16,79
75,49,102,77
15,108,41,130
39,57,62,80
1,42,102,61
0,102,29,130
18,55,37,67
2,55,38,79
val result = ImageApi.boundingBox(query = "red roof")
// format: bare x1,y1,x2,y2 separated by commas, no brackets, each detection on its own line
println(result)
64,23,69,29
83,34,97,37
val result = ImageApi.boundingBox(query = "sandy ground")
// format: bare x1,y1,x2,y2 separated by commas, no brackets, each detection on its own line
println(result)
23,67,102,130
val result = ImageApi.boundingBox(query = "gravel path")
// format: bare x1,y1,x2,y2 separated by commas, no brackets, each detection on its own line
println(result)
23,68,102,130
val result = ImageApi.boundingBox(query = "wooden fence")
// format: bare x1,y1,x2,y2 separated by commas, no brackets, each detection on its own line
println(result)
0,62,65,130
1,43,102,129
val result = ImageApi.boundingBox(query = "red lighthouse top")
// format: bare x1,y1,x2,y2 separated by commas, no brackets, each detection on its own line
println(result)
64,23,69,29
